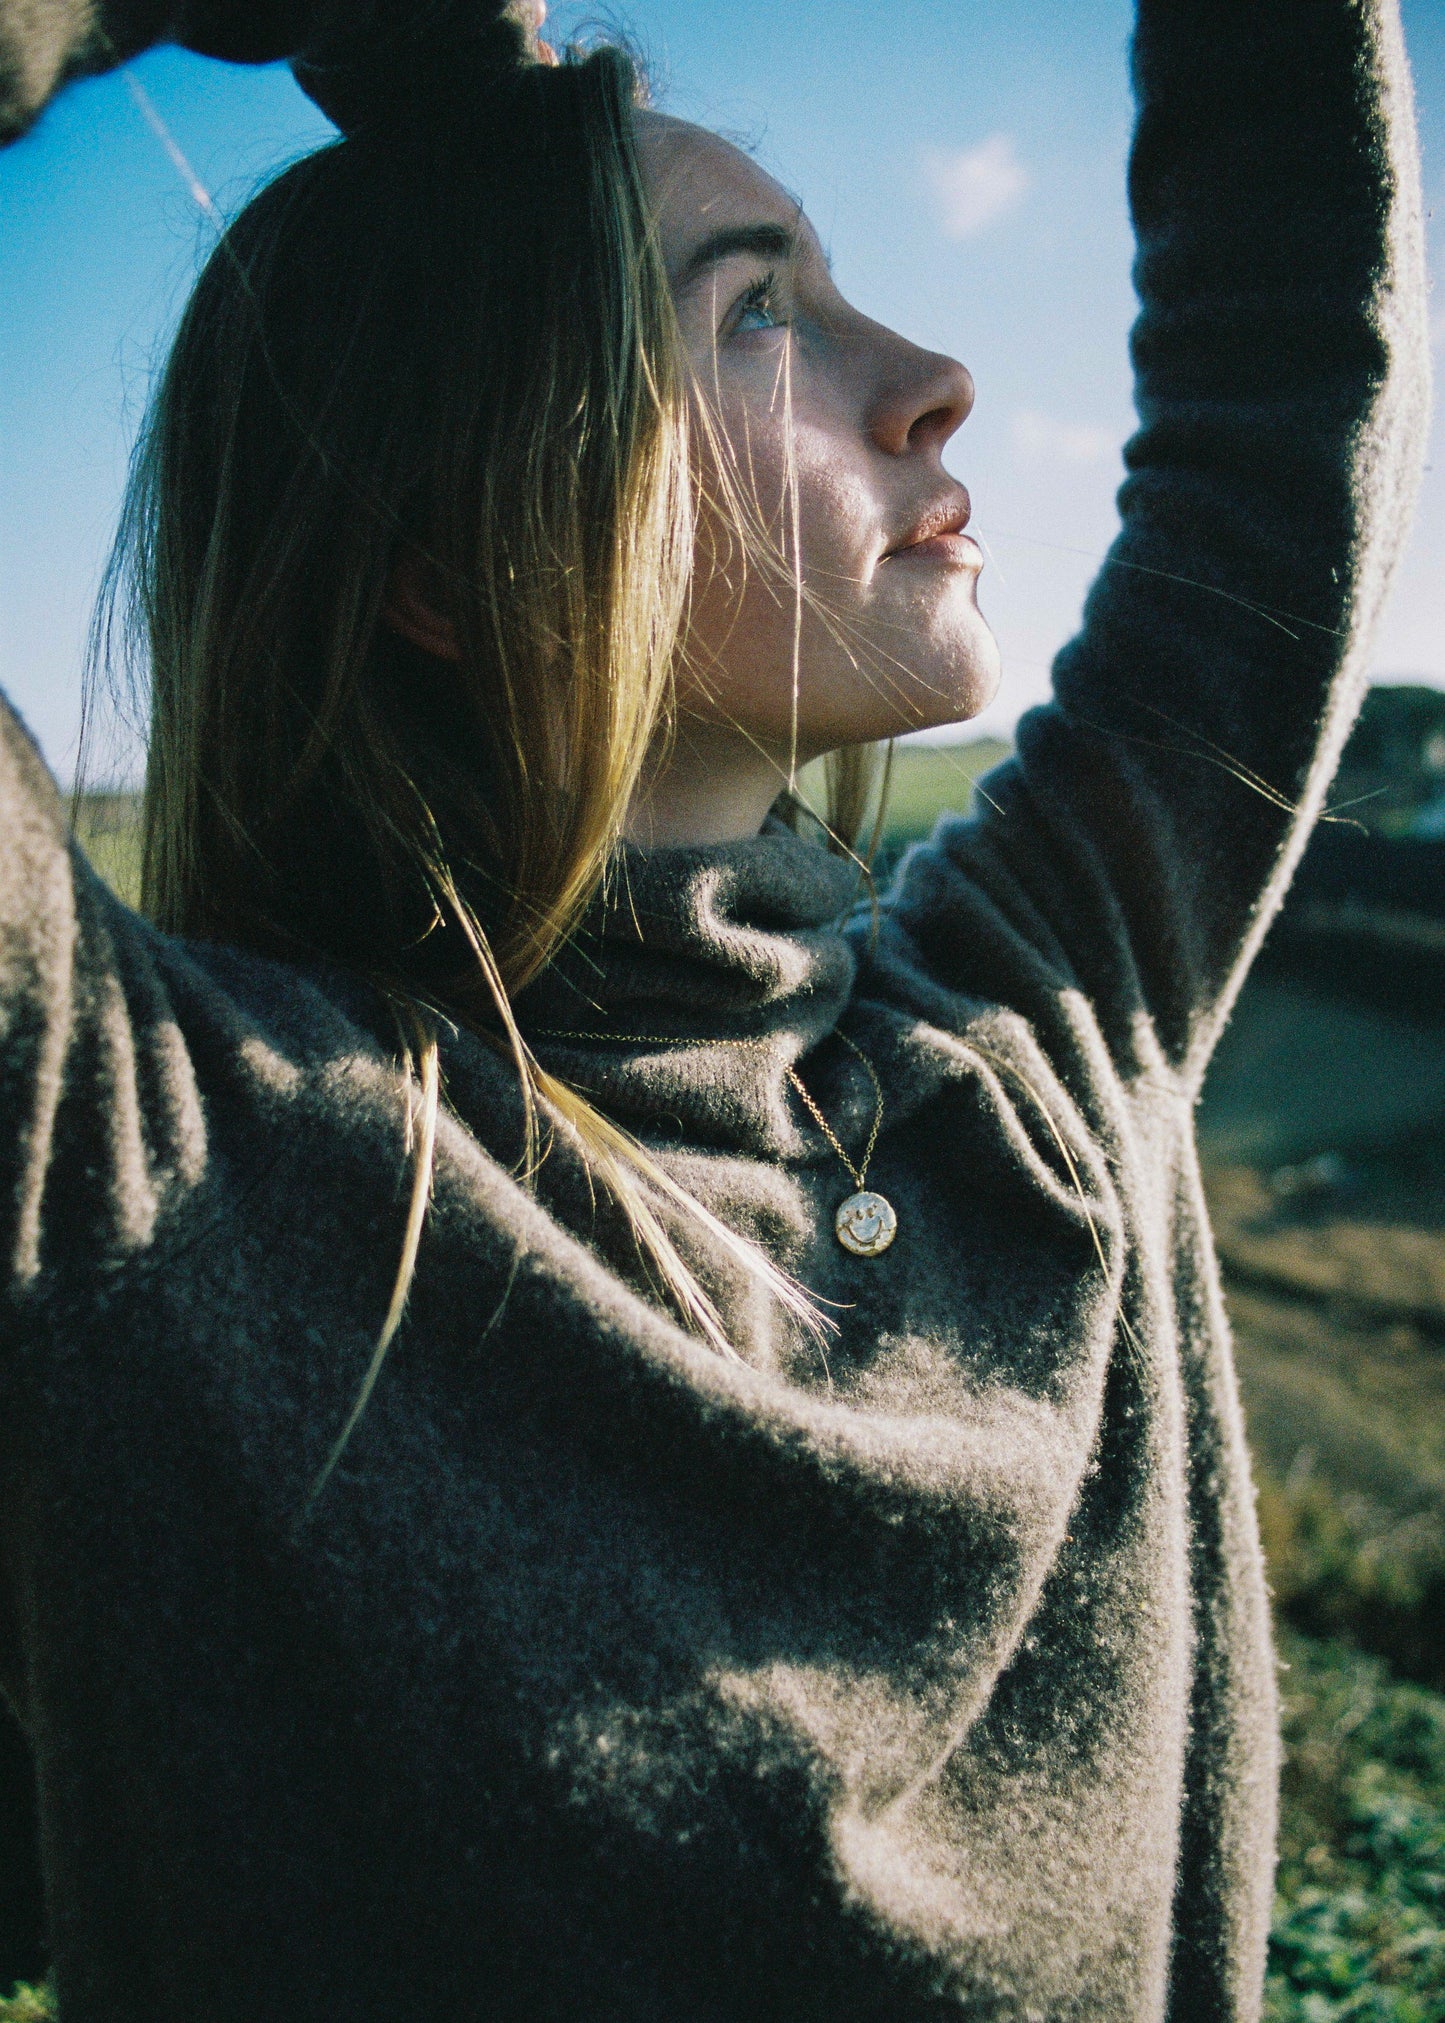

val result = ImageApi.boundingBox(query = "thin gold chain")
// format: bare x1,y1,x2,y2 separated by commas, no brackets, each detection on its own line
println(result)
533,1027,884,1194
782,1034,881,1192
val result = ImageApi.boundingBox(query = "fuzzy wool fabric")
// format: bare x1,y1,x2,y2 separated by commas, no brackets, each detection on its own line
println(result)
0,0,531,144
0,0,307,143
0,0,1432,2017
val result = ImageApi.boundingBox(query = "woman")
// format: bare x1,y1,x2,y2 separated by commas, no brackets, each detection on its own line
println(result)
0,0,1429,2017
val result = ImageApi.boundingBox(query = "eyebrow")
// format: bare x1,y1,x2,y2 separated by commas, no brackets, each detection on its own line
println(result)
674,222,802,292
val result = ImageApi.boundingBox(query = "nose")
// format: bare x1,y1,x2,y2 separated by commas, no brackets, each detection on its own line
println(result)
866,336,975,459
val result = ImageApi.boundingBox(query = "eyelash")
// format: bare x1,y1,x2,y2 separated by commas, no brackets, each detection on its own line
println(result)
733,270,786,333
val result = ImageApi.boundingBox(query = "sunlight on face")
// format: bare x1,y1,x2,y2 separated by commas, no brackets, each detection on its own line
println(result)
637,111,1001,775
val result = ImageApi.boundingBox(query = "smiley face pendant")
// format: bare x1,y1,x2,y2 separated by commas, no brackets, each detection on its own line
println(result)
834,1190,898,1257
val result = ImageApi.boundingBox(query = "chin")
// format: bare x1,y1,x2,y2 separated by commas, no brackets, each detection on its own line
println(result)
879,622,1002,740
745,613,1003,755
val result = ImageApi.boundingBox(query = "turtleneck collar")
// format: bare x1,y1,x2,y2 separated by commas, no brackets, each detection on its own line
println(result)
518,826,859,1043
512,825,863,1158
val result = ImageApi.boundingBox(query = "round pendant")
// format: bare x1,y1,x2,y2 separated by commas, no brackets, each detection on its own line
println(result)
834,1189,897,1257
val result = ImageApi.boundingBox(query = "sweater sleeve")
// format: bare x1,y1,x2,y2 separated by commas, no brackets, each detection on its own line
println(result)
0,0,317,144
891,0,1430,1087
0,0,535,145
0,697,212,1300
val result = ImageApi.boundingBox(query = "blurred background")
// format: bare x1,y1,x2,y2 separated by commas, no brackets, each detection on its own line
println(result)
3,5,1445,2018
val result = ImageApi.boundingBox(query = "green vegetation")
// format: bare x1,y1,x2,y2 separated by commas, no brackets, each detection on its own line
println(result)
0,1986,49,2021
796,734,1013,861
874,736,1014,846
1267,1629,1445,2022
0,1984,49,2021
70,793,141,910
1206,1139,1445,1689
1204,1039,1445,2015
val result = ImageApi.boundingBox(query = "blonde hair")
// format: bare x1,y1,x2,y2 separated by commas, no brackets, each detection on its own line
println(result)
94,40,883,1493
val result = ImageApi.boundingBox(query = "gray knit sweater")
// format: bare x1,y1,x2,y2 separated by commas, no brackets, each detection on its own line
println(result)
0,1,1430,2018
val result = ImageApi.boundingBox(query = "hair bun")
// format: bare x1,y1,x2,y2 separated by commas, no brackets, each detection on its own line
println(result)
292,0,548,138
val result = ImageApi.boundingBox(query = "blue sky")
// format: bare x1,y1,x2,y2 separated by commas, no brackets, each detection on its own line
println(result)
2,0,1442,782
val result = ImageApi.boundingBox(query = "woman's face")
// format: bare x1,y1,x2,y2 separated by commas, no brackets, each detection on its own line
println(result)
637,112,1000,771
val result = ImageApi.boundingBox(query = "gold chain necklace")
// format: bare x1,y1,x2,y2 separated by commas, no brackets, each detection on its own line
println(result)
533,1027,898,1258
781,1032,896,1256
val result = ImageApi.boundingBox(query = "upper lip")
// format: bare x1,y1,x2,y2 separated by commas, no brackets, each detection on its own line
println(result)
884,489,973,558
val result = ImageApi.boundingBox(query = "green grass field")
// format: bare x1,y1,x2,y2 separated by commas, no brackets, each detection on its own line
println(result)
69,792,142,910
9,749,1437,2019
873,736,1015,842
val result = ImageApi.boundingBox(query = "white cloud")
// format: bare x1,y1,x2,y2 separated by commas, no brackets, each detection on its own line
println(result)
1012,408,1119,466
923,134,1029,242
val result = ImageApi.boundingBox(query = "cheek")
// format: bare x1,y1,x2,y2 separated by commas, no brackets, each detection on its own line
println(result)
704,377,874,551
688,408,875,646
797,455,877,588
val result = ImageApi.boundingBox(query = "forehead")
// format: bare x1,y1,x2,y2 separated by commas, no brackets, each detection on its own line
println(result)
633,111,812,280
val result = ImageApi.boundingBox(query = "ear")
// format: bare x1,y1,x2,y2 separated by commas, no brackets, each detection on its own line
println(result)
383,547,463,662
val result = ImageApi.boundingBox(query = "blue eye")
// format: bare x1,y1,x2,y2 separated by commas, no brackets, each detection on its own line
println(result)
734,272,786,333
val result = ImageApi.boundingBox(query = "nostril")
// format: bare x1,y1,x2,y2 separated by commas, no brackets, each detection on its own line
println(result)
906,357,973,453
908,403,961,452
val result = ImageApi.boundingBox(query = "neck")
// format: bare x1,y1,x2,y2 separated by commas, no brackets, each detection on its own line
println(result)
624,719,801,848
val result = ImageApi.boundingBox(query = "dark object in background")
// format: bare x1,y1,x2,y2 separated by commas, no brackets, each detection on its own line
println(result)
1326,681,1445,838
1200,685,1445,1167
1236,679,1445,1019
1262,825,1445,1021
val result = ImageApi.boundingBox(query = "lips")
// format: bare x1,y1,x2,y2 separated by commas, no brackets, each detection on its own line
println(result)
883,488,974,560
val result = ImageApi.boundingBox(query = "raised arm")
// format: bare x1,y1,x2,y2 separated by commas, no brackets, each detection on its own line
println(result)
0,2,305,142
892,0,1430,1085
0,0,541,144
